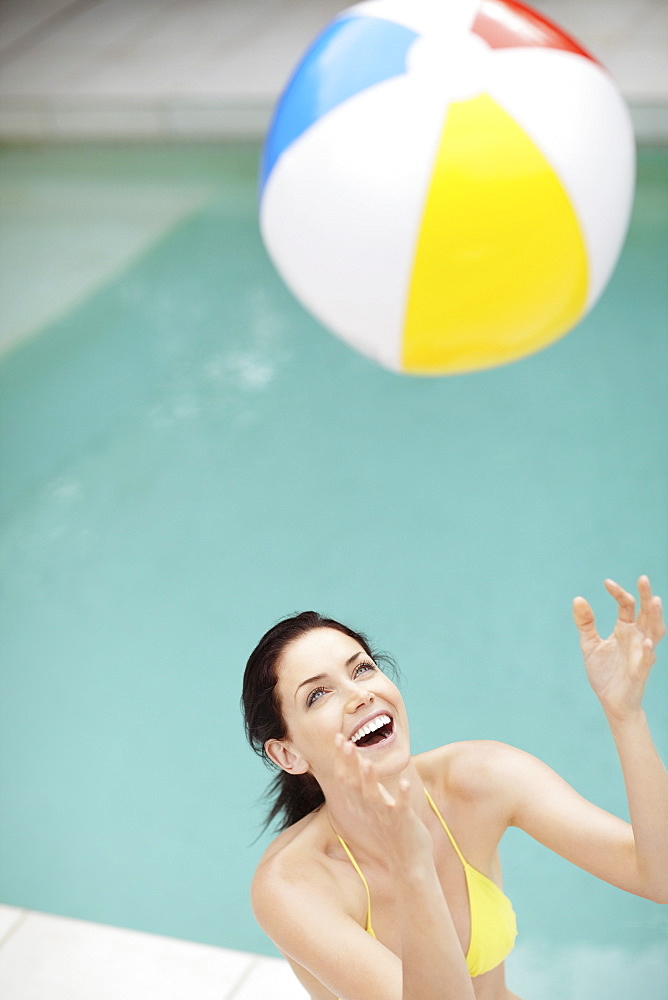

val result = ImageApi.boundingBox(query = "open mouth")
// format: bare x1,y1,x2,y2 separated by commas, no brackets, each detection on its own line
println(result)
350,713,395,749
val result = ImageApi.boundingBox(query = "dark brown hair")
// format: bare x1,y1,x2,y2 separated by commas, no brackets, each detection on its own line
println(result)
242,611,397,831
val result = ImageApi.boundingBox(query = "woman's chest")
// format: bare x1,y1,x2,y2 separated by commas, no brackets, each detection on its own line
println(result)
356,861,509,999
360,841,474,958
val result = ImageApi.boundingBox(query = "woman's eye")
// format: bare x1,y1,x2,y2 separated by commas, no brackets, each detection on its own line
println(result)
355,661,376,677
306,686,327,707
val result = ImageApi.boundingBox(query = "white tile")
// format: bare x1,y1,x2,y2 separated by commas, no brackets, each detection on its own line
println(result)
191,52,297,99
0,906,26,945
0,1,175,96
606,46,668,100
624,1,668,47
115,0,277,52
63,53,220,99
0,0,666,117
0,0,348,100
230,955,310,1000
21,0,174,53
0,911,254,1000
0,48,89,97
534,0,654,43
0,0,76,53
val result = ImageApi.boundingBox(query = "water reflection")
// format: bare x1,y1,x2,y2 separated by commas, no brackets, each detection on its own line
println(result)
506,940,668,999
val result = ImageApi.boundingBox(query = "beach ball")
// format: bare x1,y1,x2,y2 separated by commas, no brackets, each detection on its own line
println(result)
259,0,635,375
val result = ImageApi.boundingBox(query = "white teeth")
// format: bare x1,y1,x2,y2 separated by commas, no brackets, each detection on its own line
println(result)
350,714,391,743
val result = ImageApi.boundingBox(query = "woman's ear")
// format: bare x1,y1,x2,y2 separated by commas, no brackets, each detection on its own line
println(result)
265,738,310,775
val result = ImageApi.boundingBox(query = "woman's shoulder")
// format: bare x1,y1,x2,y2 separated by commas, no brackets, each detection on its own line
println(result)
415,738,521,801
253,810,335,894
251,812,351,955
255,807,324,869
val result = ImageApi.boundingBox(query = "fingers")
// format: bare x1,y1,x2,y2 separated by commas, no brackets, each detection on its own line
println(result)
334,735,369,805
572,596,599,643
358,752,382,801
333,733,401,816
601,575,666,644
335,732,361,778
604,578,636,623
638,575,666,645
575,576,665,645
396,778,411,811
334,733,359,787
334,733,383,801
637,575,653,628
648,595,666,643
641,636,657,672
638,574,653,607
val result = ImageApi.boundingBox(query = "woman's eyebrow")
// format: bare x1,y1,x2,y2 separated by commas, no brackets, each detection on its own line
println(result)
293,653,365,700
294,673,328,700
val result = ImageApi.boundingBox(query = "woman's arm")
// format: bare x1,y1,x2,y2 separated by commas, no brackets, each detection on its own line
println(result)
252,857,404,1000
572,575,668,901
491,576,667,902
252,739,475,1000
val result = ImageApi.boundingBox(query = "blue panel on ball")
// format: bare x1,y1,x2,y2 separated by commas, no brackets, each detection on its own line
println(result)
260,14,418,193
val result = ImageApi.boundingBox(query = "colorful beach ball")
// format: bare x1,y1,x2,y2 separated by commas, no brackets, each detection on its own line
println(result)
259,0,635,375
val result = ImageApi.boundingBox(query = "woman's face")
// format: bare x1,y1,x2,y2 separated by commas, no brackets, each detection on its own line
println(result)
268,627,411,783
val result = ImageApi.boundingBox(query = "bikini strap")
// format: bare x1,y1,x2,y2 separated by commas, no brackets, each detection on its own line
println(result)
423,786,468,867
336,834,374,935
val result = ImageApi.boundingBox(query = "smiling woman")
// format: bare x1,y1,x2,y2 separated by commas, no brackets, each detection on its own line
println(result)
242,612,400,831
241,580,668,1000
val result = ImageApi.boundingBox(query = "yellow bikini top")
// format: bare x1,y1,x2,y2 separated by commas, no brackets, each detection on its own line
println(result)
336,786,517,980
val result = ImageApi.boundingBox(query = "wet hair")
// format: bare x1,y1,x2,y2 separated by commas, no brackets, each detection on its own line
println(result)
241,611,398,832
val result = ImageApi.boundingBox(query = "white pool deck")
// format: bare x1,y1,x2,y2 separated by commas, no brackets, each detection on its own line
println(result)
0,0,667,141
0,904,309,1000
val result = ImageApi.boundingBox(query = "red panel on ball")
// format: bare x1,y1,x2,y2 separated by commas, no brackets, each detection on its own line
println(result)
473,0,599,64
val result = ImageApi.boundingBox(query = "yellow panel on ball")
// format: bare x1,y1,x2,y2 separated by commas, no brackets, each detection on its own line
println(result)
402,94,589,374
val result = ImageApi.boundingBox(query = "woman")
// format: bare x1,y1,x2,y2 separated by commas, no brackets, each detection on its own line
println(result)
242,577,667,1000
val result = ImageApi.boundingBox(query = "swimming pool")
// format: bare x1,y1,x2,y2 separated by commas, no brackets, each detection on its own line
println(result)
0,142,666,999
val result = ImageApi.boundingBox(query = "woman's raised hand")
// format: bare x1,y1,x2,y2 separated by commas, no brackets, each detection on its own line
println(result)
573,576,666,721
333,734,433,869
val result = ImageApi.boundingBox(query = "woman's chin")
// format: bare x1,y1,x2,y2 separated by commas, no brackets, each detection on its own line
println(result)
360,738,412,779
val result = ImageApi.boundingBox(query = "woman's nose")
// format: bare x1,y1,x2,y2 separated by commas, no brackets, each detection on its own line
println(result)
345,684,374,713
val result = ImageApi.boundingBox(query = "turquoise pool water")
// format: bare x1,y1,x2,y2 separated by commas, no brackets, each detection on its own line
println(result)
0,143,666,998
